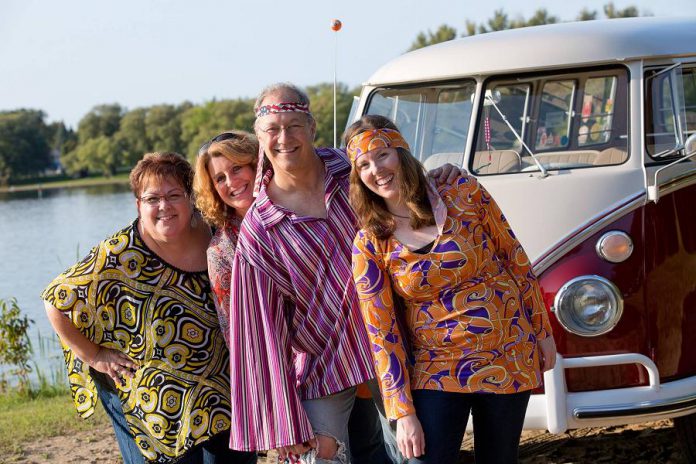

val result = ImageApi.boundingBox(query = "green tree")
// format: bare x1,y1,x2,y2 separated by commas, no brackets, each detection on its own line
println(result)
145,104,184,153
179,99,255,161
76,104,122,143
0,110,52,183
0,298,34,391
604,2,642,18
577,8,598,21
408,24,457,51
411,4,645,48
116,108,149,167
305,83,358,148
62,135,121,176
526,8,559,27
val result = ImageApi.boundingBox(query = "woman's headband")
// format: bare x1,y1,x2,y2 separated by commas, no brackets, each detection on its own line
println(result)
346,128,410,164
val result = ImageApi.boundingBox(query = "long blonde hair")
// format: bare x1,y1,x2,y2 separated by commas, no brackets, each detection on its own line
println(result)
193,131,258,228
345,115,434,240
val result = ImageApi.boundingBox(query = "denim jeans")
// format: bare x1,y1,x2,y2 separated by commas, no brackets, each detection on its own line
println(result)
348,396,392,464
410,389,531,464
363,378,405,464
95,377,256,464
95,380,145,464
301,387,356,463
175,431,257,464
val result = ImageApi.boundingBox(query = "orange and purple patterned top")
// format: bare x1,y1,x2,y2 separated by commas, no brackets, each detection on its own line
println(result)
352,175,552,421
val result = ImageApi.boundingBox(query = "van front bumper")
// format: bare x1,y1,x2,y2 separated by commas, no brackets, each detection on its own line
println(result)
522,353,696,432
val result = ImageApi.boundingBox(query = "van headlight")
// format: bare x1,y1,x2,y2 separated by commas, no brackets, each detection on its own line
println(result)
553,275,623,337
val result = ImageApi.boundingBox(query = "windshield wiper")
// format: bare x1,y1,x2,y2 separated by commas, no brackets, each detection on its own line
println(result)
485,94,549,178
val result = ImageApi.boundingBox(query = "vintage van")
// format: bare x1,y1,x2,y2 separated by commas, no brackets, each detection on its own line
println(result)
351,16,696,458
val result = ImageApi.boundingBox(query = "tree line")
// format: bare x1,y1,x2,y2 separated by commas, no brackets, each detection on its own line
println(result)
0,3,644,185
0,83,357,185
408,2,644,50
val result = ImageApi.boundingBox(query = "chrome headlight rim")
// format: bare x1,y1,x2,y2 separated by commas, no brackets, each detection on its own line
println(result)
595,230,634,263
553,274,624,337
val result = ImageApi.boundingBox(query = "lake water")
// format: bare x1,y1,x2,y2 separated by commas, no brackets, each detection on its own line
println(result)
0,184,136,380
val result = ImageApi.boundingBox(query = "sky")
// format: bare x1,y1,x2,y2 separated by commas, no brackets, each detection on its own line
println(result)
2,0,695,129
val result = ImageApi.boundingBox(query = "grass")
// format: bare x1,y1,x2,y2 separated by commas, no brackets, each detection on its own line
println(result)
0,173,130,193
0,387,110,456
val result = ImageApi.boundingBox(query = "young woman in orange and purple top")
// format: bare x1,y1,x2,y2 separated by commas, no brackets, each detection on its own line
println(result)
347,115,557,464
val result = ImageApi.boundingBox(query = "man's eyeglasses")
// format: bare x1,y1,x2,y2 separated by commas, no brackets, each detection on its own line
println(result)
140,192,187,207
258,123,306,137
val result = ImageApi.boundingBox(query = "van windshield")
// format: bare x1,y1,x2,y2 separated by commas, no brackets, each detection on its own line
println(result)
473,67,629,175
364,82,476,170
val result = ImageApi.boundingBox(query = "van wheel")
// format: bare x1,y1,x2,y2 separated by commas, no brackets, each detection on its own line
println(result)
675,413,696,461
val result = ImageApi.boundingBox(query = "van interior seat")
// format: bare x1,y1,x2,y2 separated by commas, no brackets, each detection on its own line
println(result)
471,150,521,174
423,152,465,171
534,150,599,167
593,147,629,165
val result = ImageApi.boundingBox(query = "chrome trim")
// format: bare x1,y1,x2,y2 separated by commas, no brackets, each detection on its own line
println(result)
553,275,624,337
533,193,644,275
574,392,696,420
595,230,634,263
654,167,696,198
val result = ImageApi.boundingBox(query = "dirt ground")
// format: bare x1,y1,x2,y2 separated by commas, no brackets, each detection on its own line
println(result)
6,419,687,464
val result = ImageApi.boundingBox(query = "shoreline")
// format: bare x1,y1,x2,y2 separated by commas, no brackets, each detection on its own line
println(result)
0,176,130,194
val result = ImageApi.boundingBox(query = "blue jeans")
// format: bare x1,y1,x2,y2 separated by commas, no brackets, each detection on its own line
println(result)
95,380,256,464
410,389,531,464
301,387,356,463
362,378,404,464
175,431,257,464
95,381,145,464
348,396,392,464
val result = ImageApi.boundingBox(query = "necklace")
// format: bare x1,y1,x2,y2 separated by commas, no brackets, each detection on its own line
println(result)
390,211,410,219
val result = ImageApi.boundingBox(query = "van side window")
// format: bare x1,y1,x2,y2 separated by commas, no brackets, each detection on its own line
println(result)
646,67,696,159
365,82,476,169
578,77,617,147
536,80,575,150
472,67,629,175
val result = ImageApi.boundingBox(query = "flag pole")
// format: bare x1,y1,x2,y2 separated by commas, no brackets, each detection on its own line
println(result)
331,19,342,148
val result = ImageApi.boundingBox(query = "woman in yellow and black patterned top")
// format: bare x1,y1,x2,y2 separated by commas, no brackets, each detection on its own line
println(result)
42,152,256,464
347,116,556,464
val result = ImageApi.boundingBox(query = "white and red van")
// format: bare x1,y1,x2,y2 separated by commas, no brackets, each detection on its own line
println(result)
351,16,696,458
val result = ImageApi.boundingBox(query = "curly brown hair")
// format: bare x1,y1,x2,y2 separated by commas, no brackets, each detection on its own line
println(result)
193,130,259,228
345,115,434,240
129,152,194,198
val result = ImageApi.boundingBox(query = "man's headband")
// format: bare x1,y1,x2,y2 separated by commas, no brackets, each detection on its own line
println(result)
346,128,410,164
255,102,311,118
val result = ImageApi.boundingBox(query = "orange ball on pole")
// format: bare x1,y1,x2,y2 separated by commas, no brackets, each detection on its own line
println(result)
331,19,342,31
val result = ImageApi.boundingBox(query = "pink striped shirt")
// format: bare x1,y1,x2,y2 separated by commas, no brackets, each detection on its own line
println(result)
228,148,375,451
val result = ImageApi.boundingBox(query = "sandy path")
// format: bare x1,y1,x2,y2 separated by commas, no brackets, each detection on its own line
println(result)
6,419,686,463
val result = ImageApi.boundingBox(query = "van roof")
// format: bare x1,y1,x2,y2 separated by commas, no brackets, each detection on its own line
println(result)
365,17,696,86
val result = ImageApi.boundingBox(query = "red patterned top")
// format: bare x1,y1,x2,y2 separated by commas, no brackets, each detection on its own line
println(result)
206,216,241,348
352,175,552,420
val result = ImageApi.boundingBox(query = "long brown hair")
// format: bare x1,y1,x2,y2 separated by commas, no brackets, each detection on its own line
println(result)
345,115,434,239
193,130,258,228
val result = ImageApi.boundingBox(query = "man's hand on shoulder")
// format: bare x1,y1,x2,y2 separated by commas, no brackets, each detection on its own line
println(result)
427,163,467,186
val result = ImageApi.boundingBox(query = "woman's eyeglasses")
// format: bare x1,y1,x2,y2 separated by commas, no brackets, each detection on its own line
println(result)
140,192,187,207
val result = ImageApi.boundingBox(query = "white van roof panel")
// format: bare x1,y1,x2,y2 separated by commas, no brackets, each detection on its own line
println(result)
366,17,696,85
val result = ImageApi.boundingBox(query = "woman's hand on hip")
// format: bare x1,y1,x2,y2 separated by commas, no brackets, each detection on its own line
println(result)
539,336,557,372
396,413,425,459
89,347,139,386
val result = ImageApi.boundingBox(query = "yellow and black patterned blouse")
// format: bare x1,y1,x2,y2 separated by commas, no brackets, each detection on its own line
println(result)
42,221,231,462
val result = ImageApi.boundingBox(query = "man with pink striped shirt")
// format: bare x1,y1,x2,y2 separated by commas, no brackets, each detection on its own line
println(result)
228,83,459,463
